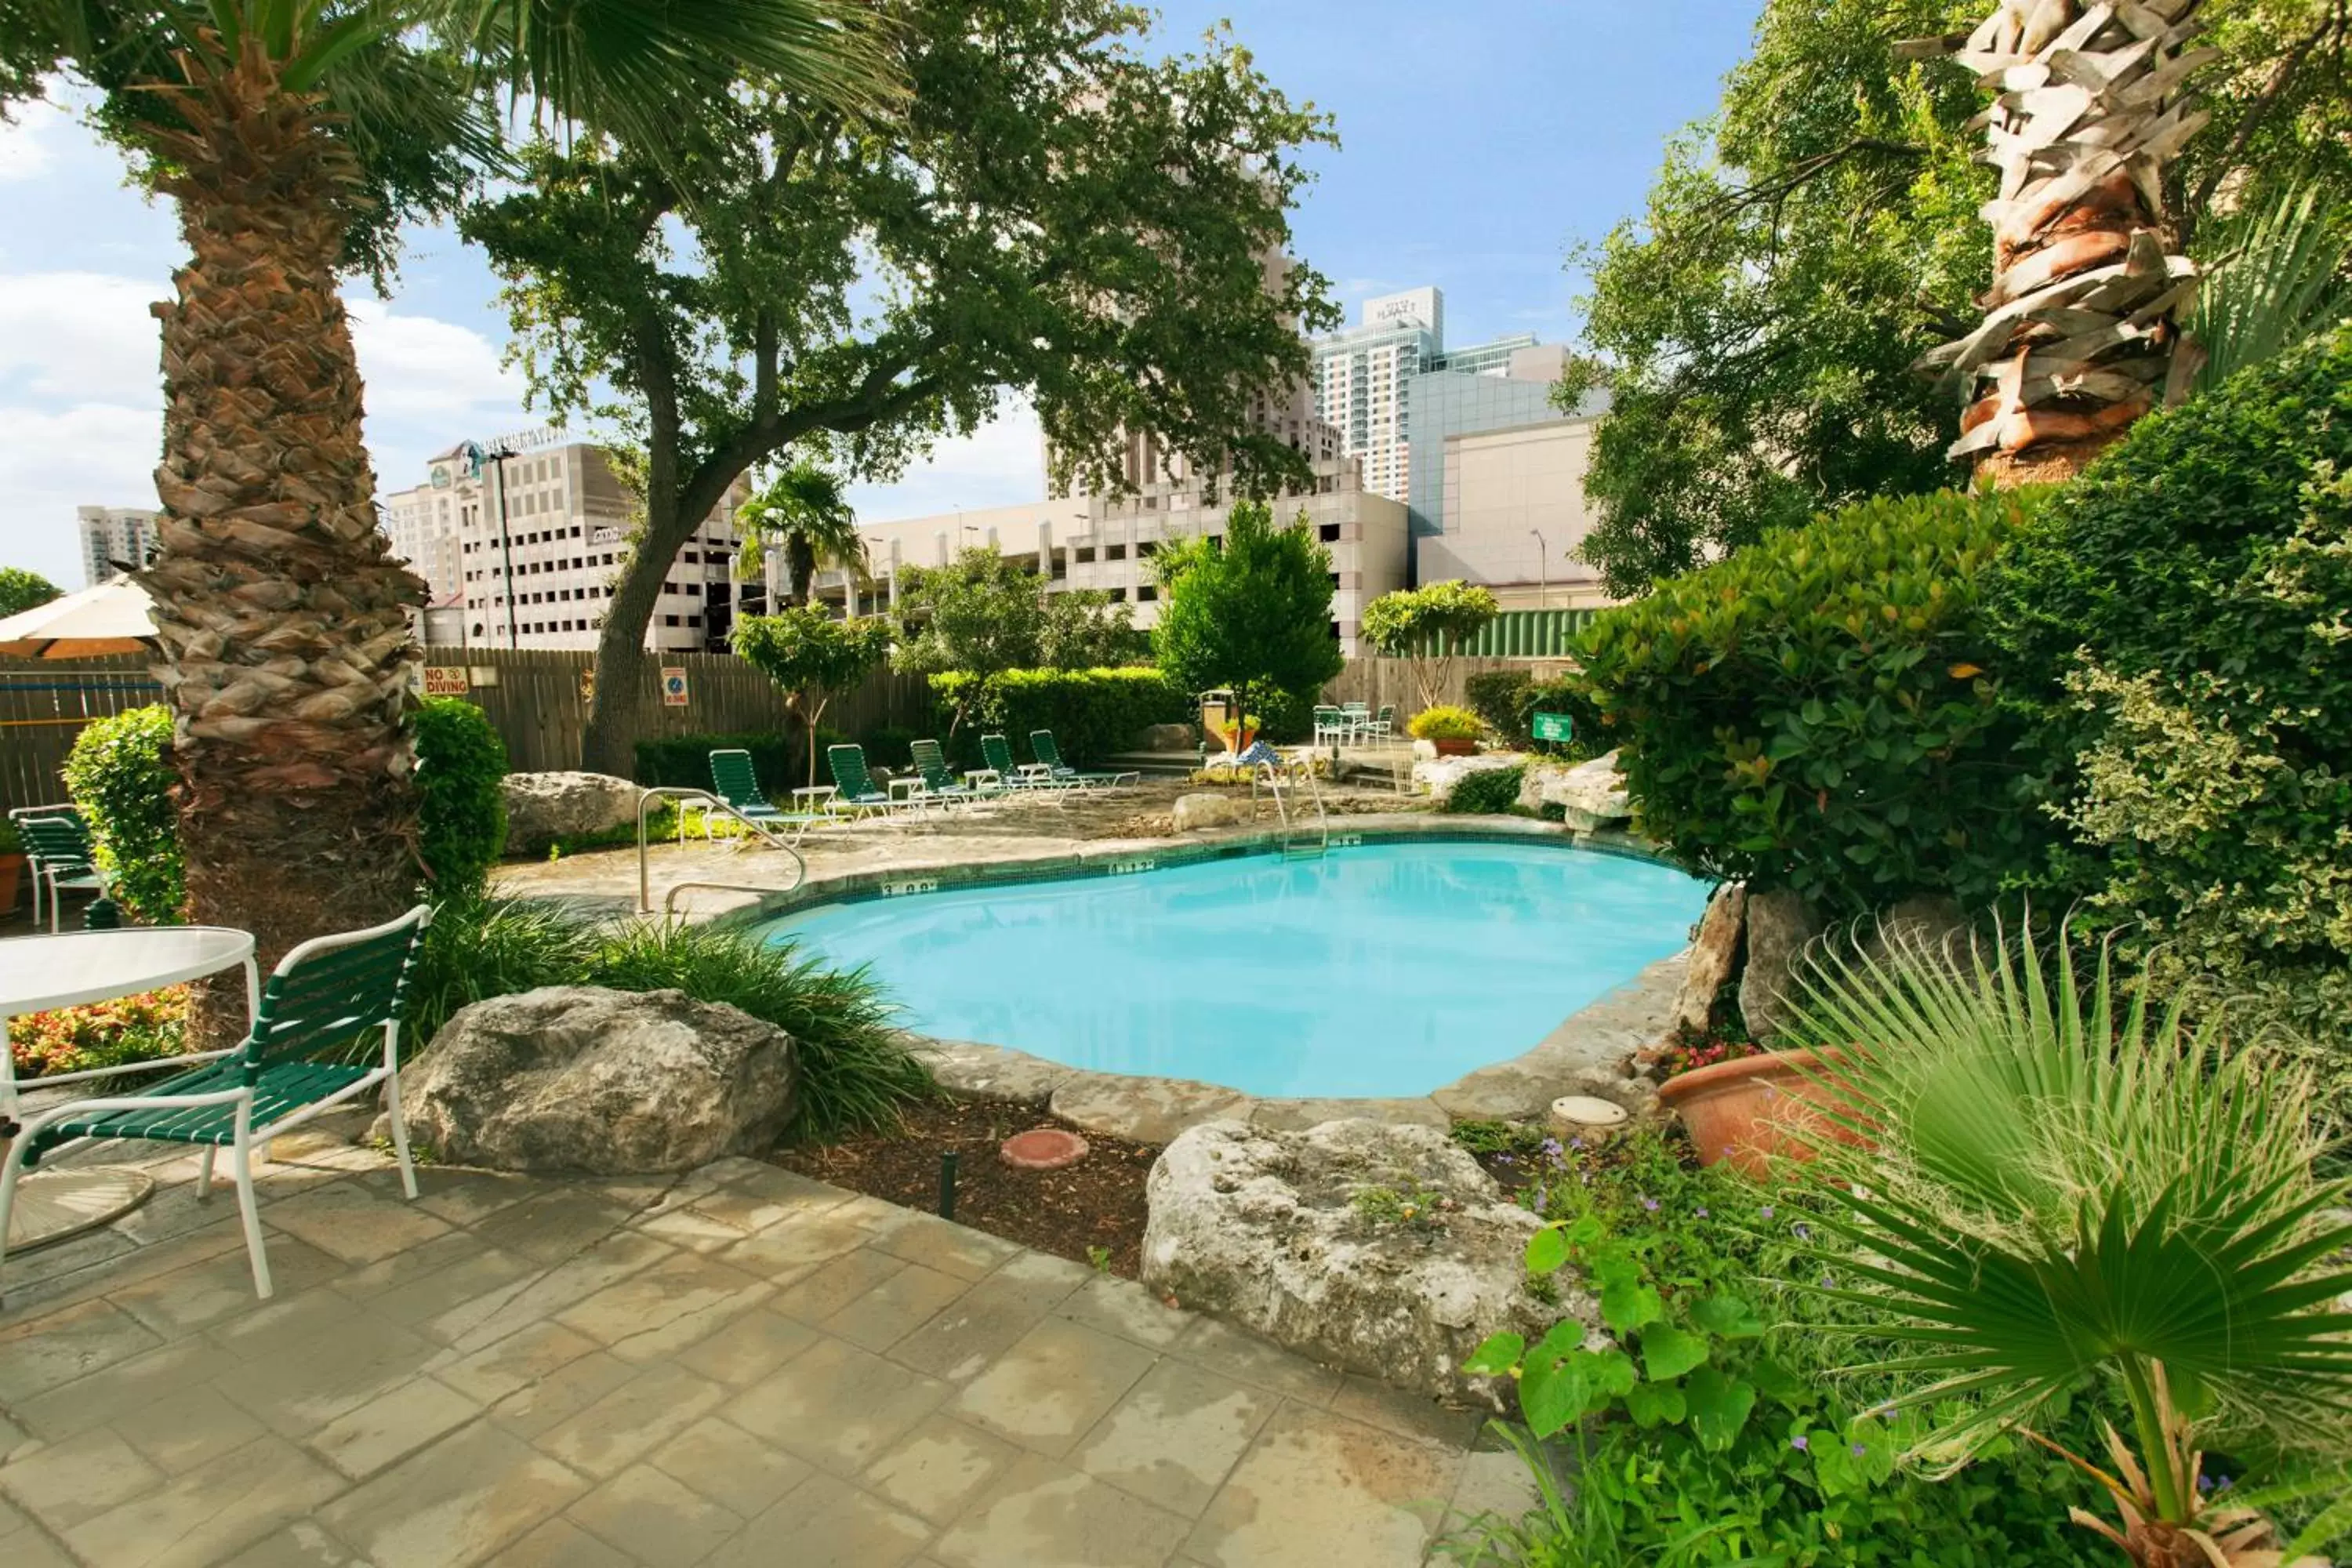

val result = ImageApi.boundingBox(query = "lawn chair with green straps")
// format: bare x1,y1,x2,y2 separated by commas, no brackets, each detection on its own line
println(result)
909,739,1002,808
704,748,825,845
0,905,434,1301
979,732,1074,792
1029,730,1140,789
826,743,912,818
9,806,106,933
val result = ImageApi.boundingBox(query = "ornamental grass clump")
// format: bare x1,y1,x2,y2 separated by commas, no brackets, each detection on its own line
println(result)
1782,920,2352,1566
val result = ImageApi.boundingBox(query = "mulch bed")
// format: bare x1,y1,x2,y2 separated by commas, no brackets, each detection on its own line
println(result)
774,1098,1163,1277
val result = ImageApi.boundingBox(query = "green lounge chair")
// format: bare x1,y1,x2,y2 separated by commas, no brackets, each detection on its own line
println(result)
0,905,434,1301
980,732,1073,790
909,739,1002,806
1030,730,1140,788
9,807,105,933
826,743,908,816
706,748,825,844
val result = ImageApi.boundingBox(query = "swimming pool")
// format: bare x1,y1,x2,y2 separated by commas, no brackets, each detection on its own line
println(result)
761,840,1711,1099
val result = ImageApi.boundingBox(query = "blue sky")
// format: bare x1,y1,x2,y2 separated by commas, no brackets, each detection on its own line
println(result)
0,1,1760,590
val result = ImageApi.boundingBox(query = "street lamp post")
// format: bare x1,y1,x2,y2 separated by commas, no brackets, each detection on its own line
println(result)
1529,528,1548,613
485,441,521,650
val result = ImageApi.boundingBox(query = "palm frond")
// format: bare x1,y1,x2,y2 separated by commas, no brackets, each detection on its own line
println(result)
2191,183,2352,394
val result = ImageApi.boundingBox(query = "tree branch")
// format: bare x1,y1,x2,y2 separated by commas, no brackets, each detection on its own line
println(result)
2182,2,2347,244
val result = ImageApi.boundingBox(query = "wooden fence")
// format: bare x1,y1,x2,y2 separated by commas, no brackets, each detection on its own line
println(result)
0,656,164,812
1319,655,1569,717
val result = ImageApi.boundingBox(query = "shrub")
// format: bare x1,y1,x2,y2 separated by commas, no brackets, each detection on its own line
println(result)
1575,488,2045,916
11,985,194,1080
412,698,507,898
1987,322,2352,1081
62,705,183,924
1462,670,1604,757
633,731,797,794
1407,704,1483,742
929,666,1189,765
1444,764,1526,815
1359,579,1501,708
1463,670,1537,740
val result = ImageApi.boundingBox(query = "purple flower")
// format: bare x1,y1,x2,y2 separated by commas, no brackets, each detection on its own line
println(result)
1820,1273,1835,1288
2215,1475,2234,1493
1791,1435,1809,1451
2198,1474,2214,1494
1759,1205,1776,1219
1497,1154,1515,1165
1850,1443,1867,1457
1642,1196,1661,1212
1540,1138,1563,1159
1693,1206,1709,1218
1570,1137,1585,1151
1793,1221,1813,1241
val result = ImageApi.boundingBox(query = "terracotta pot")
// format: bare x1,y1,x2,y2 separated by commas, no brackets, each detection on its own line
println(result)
1656,1048,1857,1179
0,852,21,914
1431,736,1476,757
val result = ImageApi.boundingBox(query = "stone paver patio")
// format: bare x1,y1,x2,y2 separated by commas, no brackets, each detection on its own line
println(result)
0,1140,1526,1567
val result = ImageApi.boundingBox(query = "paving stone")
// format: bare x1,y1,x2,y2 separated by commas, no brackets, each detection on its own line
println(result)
717,1163,855,1211
822,1261,969,1352
711,1472,932,1568
1057,1276,1193,1351
887,1256,1091,1383
487,1348,636,1439
724,1334,952,1477
950,1317,1159,1458
1,1523,74,1567
107,1236,347,1341
436,1231,674,1352
727,1213,894,1287
307,1375,482,1479
0,1483,27,1535
860,1209,1024,1282
344,1243,541,1336
1181,1403,1459,1567
771,1247,908,1324
411,1172,539,1226
637,1203,768,1256
1330,1373,1486,1450
649,1415,812,1518
320,1421,590,1568
325,1225,499,1299
0,1414,26,1466
203,1283,376,1361
216,1313,435,1438
465,1189,641,1265
485,1516,635,1568
934,1451,1192,1568
115,1381,273,1476
0,1425,165,1534
1073,1358,1279,1515
62,1433,347,1568
0,1296,163,1403
566,1461,742,1568
264,1181,456,1265
860,1413,1022,1524
670,1305,821,1388
212,1519,368,1566
12,1333,245,1443
434,1320,601,1406
553,1249,771,1362
1169,1317,1345,1405
529,1361,725,1479
1443,1443,1544,1534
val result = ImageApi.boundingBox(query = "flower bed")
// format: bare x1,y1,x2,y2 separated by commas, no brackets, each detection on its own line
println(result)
11,985,195,1080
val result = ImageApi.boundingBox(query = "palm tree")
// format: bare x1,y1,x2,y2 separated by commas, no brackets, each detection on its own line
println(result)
1912,0,2209,486
735,461,867,610
1784,922,2352,1566
12,2,897,1011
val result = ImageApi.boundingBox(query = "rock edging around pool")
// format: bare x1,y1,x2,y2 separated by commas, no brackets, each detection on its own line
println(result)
906,946,1687,1145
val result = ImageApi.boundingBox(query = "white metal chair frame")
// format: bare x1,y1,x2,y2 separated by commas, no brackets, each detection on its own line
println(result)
9,804,105,934
0,905,432,1301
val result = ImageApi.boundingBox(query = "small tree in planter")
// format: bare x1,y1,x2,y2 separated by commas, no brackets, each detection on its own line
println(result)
1153,502,1343,755
735,608,893,786
1360,580,1500,710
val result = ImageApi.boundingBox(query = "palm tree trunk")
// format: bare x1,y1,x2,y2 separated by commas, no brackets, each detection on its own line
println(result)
136,37,424,1037
787,536,815,608
1918,0,2209,487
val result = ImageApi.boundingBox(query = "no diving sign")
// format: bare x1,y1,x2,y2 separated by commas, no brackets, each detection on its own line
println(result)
660,666,690,707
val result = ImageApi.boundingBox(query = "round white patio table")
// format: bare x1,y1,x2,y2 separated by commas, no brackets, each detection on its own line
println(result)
1,926,258,1251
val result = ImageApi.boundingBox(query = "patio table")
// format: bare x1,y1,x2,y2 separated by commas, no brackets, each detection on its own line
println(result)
2,926,258,1250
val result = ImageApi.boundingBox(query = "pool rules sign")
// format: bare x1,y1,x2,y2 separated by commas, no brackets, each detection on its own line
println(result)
660,667,691,707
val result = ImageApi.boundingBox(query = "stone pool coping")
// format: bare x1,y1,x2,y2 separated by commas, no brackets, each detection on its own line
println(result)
717,815,1693,1145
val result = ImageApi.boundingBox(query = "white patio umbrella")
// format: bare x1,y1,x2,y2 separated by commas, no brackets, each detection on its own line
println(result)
0,578,158,659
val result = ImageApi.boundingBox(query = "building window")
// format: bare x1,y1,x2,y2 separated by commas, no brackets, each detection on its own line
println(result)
663,615,680,627
685,614,702,630
1137,584,1157,602
1319,523,1341,543
684,551,699,564
1105,544,1127,561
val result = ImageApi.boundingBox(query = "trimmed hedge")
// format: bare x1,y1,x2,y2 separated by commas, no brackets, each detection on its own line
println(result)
929,666,1189,765
413,698,508,898
1574,488,2045,915
1463,670,1602,756
633,731,797,794
61,706,183,924
1444,764,1526,815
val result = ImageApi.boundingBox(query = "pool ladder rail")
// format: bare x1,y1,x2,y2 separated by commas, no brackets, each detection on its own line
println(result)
1252,757,1330,859
635,786,808,916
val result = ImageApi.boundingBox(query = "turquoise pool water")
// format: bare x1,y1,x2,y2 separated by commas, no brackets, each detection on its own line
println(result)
761,840,1712,1099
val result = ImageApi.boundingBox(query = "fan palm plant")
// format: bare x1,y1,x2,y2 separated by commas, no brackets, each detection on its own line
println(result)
2190,183,2352,394
1782,921,2352,1566
735,461,868,610
10,1,897,1017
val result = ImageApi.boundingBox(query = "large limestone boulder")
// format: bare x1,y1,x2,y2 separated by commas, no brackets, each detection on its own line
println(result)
502,771,641,852
1173,791,1252,832
1142,1119,1597,1406
1544,751,1632,830
398,986,797,1174
1672,882,1747,1034
1738,888,1824,1044
1411,752,1522,805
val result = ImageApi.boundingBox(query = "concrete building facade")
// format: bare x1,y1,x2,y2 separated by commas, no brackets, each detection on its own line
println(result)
75,506,158,586
376,437,749,653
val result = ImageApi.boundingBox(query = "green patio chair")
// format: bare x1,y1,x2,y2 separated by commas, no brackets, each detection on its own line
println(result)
980,732,1073,790
9,806,106,933
826,743,906,816
1029,730,1140,788
909,739,1002,807
0,904,434,1301
706,748,824,844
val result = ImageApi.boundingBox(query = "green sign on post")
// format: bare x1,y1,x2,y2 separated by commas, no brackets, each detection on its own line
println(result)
1531,711,1575,744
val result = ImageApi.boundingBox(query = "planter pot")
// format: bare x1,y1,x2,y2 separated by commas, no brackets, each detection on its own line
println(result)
1430,737,1476,757
0,852,21,913
1656,1049,1855,1179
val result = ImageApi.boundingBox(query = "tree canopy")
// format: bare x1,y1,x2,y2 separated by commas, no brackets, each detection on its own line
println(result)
1152,501,1342,730
1570,0,2352,596
735,461,864,608
464,0,1336,775
733,606,891,785
892,546,1147,729
1359,579,1501,709
0,567,62,620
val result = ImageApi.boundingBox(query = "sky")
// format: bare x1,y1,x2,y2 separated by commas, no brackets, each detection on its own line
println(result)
0,0,1762,592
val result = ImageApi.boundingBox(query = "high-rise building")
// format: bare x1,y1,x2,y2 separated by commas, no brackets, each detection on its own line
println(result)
75,506,158,586
376,438,750,652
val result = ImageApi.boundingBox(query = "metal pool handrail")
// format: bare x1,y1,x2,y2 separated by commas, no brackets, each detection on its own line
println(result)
1250,757,1329,858
636,787,806,914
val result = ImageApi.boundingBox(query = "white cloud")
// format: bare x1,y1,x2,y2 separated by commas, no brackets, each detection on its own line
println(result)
844,395,1051,524
346,296,524,421
0,272,164,405
0,98,66,183
0,402,161,586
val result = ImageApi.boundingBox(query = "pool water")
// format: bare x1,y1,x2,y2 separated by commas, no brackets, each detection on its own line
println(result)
762,840,1712,1099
